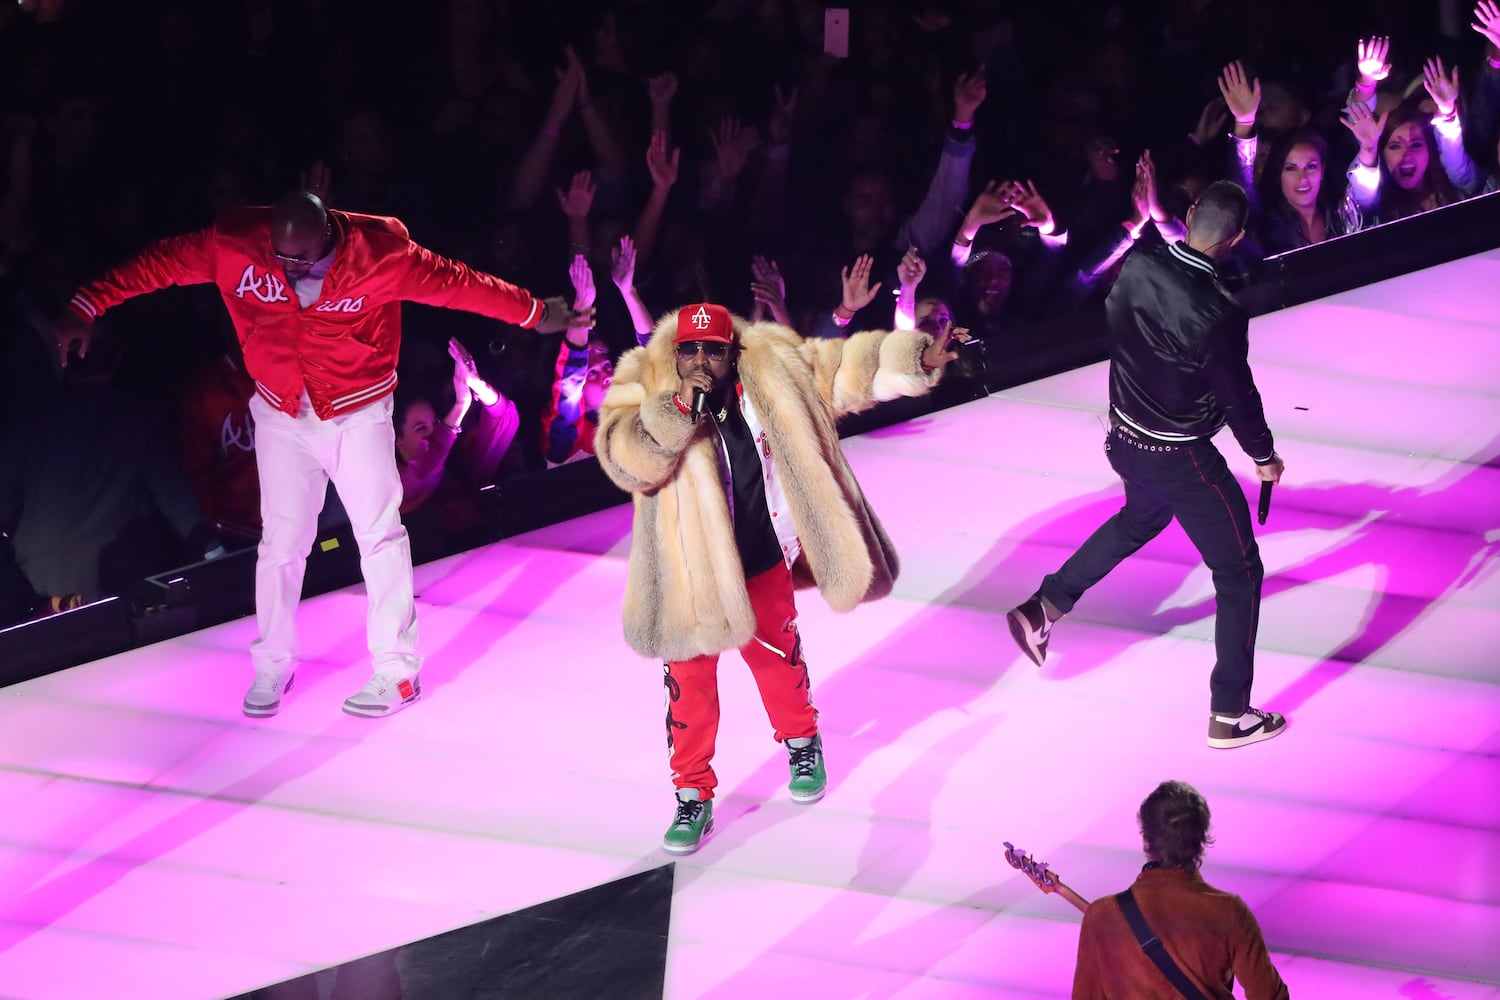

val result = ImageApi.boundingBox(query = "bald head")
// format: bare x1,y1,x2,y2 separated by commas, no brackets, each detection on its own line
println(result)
269,191,331,279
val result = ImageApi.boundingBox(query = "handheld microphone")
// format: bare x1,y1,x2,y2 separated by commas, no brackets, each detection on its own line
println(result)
690,387,707,423
1257,480,1273,526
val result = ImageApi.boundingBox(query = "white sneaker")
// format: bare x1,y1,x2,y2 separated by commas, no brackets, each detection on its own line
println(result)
342,674,421,718
243,670,295,718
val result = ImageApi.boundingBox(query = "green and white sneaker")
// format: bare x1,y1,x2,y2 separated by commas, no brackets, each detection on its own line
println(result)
787,734,827,803
663,790,714,855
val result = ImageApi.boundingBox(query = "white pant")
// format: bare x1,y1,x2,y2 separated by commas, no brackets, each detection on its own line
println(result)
249,393,419,680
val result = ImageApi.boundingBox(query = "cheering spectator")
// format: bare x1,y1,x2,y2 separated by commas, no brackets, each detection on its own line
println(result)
1343,57,1482,223
398,337,522,528
543,254,613,466
1256,128,1362,253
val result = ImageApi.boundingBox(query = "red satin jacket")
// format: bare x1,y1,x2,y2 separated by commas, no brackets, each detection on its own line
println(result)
68,208,545,419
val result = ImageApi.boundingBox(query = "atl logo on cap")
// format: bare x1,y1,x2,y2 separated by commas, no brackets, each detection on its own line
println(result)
691,306,712,330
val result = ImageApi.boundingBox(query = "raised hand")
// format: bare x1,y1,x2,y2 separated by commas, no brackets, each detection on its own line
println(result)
568,253,597,313
1217,60,1261,127
1423,56,1461,117
1340,100,1389,154
769,83,799,145
962,180,1018,238
1134,149,1168,223
710,116,761,182
449,337,476,395
750,255,791,325
1355,36,1393,87
449,337,496,410
1192,96,1230,146
1476,1,1500,50
549,47,583,119
555,170,596,220
646,129,681,190
1001,180,1056,234
839,254,884,314
648,71,679,108
566,44,594,110
1131,153,1153,220
953,66,987,124
920,320,967,372
449,335,478,377
610,234,637,289
300,160,332,201
897,246,926,288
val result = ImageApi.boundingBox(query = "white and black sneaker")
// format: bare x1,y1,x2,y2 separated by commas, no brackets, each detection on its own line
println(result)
1207,707,1287,749
243,670,294,718
1007,594,1054,667
342,674,422,718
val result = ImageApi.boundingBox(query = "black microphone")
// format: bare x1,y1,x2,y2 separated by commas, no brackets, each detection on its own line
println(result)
1257,480,1273,526
690,387,707,423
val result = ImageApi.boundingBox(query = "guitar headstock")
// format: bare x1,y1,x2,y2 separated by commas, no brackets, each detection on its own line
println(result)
1004,841,1060,894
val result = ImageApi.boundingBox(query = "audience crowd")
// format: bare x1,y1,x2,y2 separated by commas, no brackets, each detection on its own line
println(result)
2,0,1498,627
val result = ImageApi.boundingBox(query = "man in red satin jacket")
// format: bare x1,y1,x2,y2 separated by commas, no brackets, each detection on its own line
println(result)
56,191,587,719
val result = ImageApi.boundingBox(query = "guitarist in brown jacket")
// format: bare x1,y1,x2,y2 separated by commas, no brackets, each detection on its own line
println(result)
1009,780,1289,1000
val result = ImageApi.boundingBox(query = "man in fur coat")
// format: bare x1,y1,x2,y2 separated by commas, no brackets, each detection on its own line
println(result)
596,301,963,854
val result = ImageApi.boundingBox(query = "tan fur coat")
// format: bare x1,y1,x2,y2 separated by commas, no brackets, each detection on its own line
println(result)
596,313,939,661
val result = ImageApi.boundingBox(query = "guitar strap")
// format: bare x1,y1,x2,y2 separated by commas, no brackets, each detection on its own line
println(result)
1115,889,1211,1000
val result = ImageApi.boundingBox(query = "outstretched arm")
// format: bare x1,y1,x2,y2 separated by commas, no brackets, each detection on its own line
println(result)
396,242,589,332
1424,56,1482,196
610,235,655,346
60,227,218,365
1340,102,1388,212
505,50,581,213
798,324,961,418
633,131,679,271
898,69,984,258
574,47,630,183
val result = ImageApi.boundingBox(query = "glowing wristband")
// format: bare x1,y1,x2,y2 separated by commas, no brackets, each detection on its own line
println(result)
1432,110,1462,140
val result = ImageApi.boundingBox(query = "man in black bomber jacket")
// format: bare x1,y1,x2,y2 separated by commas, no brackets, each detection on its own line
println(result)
1006,181,1290,751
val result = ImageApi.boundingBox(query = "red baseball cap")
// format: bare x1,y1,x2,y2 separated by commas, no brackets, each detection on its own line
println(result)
675,303,735,344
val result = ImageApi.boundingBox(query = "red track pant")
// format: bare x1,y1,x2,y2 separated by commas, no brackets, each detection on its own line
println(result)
664,561,818,801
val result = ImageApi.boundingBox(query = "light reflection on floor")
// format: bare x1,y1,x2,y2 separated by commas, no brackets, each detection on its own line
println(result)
0,248,1497,999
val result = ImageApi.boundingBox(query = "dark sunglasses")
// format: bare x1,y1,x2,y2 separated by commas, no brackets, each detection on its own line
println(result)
675,341,730,360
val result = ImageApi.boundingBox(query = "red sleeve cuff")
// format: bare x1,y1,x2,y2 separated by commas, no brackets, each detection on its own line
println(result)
519,296,544,329
67,294,99,322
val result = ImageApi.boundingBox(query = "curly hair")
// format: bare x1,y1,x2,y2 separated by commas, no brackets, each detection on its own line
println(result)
1137,780,1214,870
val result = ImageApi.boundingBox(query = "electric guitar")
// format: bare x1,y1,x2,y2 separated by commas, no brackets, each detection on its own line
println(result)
1004,841,1091,914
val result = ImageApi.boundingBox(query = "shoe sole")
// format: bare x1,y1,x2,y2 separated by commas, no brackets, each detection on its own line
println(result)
342,693,420,718
1007,609,1047,667
242,675,295,718
790,786,827,804
1207,721,1287,749
662,817,714,855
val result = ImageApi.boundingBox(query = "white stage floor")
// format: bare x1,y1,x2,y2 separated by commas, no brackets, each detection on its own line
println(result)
2,248,1498,999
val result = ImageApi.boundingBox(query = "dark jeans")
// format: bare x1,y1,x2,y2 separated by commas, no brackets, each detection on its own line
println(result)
1040,427,1264,714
